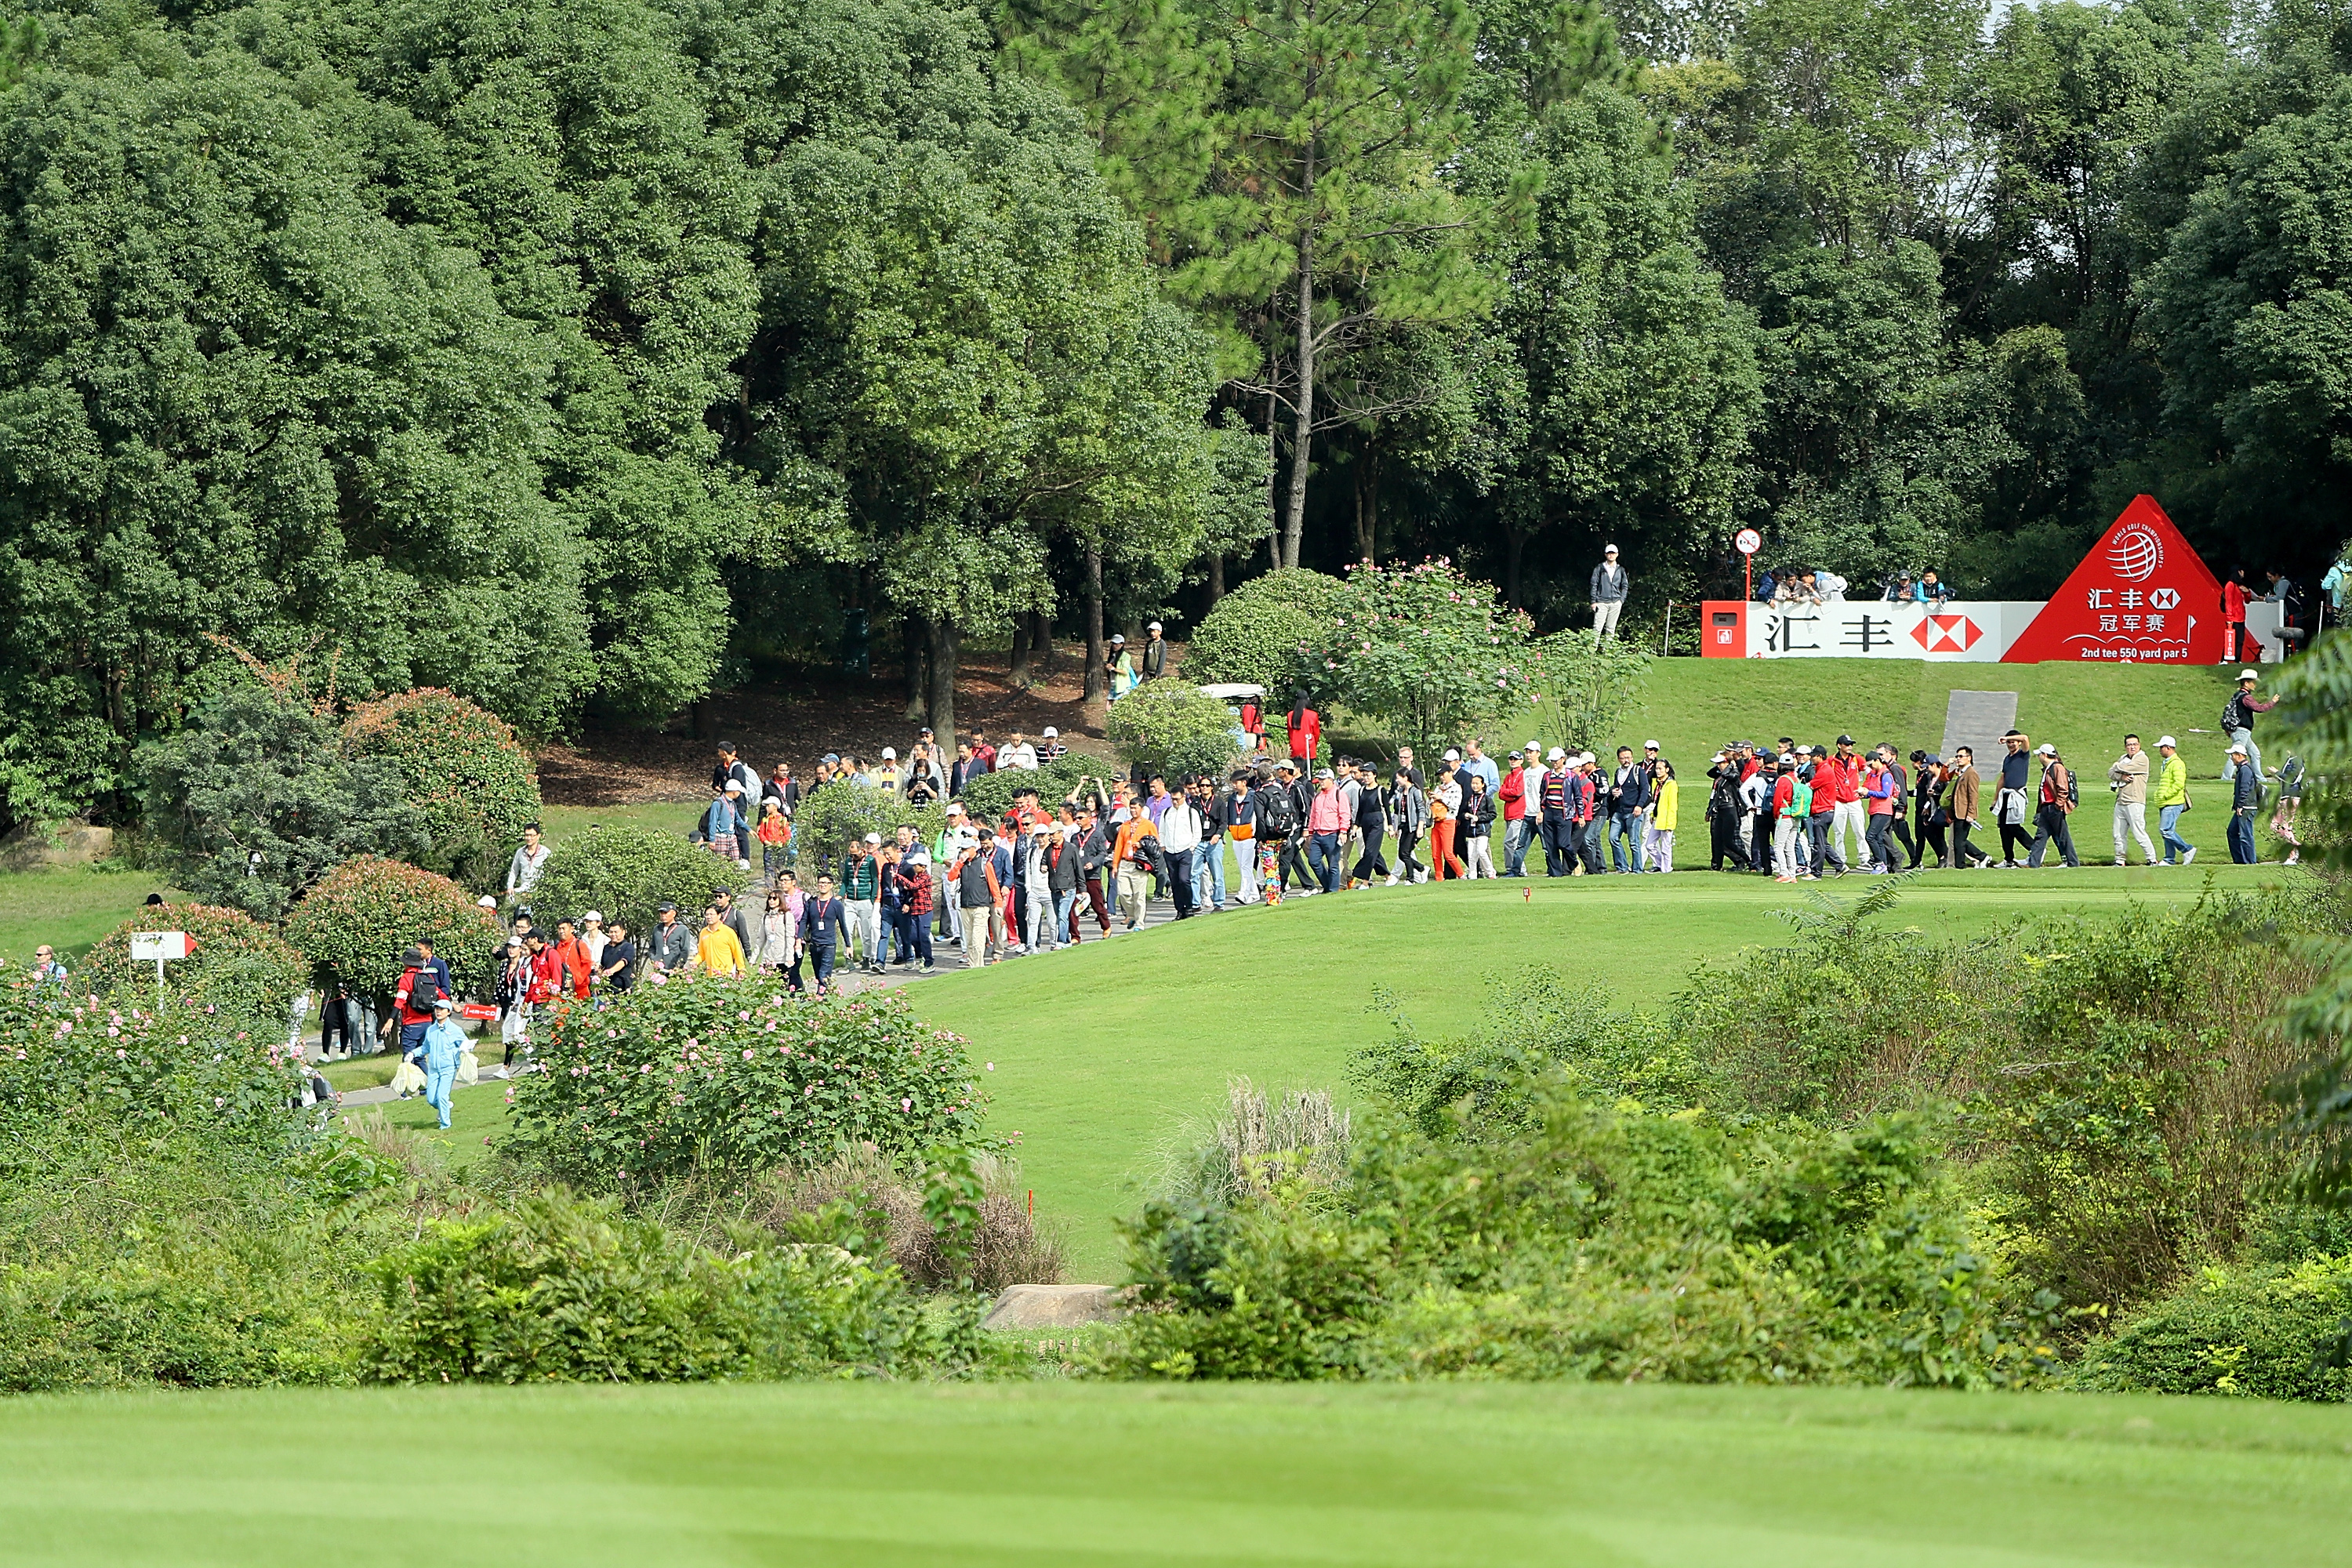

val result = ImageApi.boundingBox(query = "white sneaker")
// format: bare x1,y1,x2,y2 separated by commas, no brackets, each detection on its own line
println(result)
2183,846,2198,865
1385,874,1399,887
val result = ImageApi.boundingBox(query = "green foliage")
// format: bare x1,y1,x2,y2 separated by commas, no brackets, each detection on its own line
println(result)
135,684,415,922
283,856,505,1000
1523,627,1650,755
0,978,308,1158
507,976,991,1185
524,825,749,938
1181,568,1346,692
2071,1255,2352,1401
789,782,942,874
0,1133,369,1392
1301,560,1543,754
952,756,1098,826
342,691,541,887
362,1188,931,1385
79,902,307,1022
1115,1096,2049,1387
1104,681,1243,783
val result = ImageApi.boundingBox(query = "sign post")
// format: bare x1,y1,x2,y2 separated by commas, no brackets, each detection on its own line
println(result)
1734,528,1762,602
129,931,191,1004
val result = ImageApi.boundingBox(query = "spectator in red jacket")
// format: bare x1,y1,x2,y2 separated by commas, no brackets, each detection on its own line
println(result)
552,917,593,1001
1498,751,1532,877
1287,694,1322,768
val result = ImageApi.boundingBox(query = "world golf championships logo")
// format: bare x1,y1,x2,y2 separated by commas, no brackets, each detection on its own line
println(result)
2107,521,2164,583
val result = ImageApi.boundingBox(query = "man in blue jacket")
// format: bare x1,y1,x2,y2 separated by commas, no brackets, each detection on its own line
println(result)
408,996,469,1131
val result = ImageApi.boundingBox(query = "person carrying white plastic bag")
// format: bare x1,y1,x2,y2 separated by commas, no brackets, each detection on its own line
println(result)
408,997,468,1131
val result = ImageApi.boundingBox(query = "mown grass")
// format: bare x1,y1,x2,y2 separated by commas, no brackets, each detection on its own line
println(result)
2,1381,2347,1566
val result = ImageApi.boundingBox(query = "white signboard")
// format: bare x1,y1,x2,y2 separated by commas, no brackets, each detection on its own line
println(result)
1713,599,2286,662
129,931,191,961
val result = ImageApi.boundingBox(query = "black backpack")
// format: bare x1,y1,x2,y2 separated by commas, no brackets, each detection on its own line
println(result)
1258,785,1298,837
2223,692,2250,732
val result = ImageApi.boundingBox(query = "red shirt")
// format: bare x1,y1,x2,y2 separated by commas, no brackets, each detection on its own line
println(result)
554,936,593,1000
2223,581,2247,620
1498,768,1527,822
395,965,434,1026
525,948,562,1004
1287,707,1321,761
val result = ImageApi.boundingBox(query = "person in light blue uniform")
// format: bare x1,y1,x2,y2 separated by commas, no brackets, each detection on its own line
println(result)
409,996,467,1131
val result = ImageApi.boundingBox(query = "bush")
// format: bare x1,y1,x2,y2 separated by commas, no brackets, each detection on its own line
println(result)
1105,681,1243,784
80,902,307,1022
343,689,541,887
361,1188,935,1384
790,780,945,874
0,979,310,1156
508,975,993,1185
953,756,1101,826
738,1149,1064,1294
136,683,416,920
0,1134,372,1391
524,823,749,937
1301,560,1544,755
284,855,506,1000
1184,568,1346,692
2069,1255,2352,1400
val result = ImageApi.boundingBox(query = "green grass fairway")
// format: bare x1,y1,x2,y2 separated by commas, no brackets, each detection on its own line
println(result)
4,1381,2348,1565
911,867,2300,1277
0,866,181,967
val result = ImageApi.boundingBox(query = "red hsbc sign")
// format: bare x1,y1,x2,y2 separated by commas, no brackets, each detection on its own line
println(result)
2001,495,2223,664
1910,613,1981,653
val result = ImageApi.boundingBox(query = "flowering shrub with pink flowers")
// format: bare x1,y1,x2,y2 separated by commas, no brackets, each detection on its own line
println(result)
0,977,310,1157
510,975,993,1182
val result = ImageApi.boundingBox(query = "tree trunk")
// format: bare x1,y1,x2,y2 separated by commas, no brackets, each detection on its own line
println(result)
1281,221,1316,569
1352,454,1379,564
1030,608,1055,677
902,614,927,721
1083,544,1107,707
1263,385,1280,561
1207,553,1225,604
1504,524,1528,608
924,617,959,744
1009,615,1033,690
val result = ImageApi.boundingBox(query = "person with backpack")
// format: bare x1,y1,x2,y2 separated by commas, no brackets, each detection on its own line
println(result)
390,946,441,1060
2025,744,2082,868
2223,670,2276,782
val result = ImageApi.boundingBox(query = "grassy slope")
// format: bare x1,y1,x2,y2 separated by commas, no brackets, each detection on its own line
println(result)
914,866,2298,1277
0,866,181,967
5,1382,2350,1566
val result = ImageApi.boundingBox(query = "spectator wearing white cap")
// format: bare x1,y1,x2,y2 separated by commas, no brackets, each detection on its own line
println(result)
2024,742,2081,869
1592,546,1629,640
2107,735,2158,866
1038,726,1066,763
876,746,902,793
1142,619,1168,680
2223,669,2275,781
2151,735,2194,865
581,909,608,969
1107,633,1137,701
2227,742,2262,862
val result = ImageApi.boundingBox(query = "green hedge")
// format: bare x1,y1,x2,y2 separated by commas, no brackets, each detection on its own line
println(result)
2070,1256,2352,1400
79,902,307,1023
284,855,505,998
523,824,750,936
1182,568,1345,691
1105,681,1243,783
343,689,542,888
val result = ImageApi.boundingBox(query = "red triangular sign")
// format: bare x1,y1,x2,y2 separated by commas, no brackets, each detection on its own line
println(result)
2002,496,2223,664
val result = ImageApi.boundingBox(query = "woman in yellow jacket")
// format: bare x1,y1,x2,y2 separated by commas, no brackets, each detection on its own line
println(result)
2151,735,2195,865
1641,757,1679,873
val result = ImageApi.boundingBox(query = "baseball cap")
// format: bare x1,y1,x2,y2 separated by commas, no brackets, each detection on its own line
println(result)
583,909,602,923
1316,767,1336,779
1778,753,1795,767
1525,740,1540,752
1044,726,1058,737
2229,742,2249,755
1836,734,1855,746
656,899,677,913
1795,744,1813,756
1604,543,1619,555
2037,743,2056,756
882,746,896,759
1643,739,1659,750
1444,749,1461,761
863,832,882,845
431,996,453,1013
946,801,965,814
2239,669,2259,681
1149,621,1163,632
477,895,497,909
1276,758,1298,771
1547,747,1566,761
1711,752,1726,763
1110,633,1126,644
2158,735,2177,748
724,781,742,794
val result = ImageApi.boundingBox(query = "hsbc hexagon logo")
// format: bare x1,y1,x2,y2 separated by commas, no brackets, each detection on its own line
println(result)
2149,587,2180,610
1910,613,1981,654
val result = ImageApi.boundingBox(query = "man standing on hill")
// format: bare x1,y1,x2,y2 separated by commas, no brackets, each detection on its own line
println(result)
1142,621,1169,681
1592,546,1629,640
504,822,550,907
2109,735,2158,866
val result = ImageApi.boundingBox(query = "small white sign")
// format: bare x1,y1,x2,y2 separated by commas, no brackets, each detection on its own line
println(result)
1734,528,1762,557
129,931,191,962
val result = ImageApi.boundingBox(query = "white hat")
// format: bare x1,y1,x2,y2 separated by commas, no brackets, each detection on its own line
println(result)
724,781,743,794
1603,543,1619,554
863,832,882,844
1795,744,1813,755
1711,752,1726,764
2239,669,2259,681
1642,739,1659,750
1044,726,1058,738
1110,633,1126,644
477,895,497,909
2158,735,2177,748
946,801,965,814
1548,747,1566,761
882,746,896,759
2229,742,2249,756
583,909,602,923
2037,743,2056,756
1525,740,1540,752
1443,749,1461,762
1149,621,1163,632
